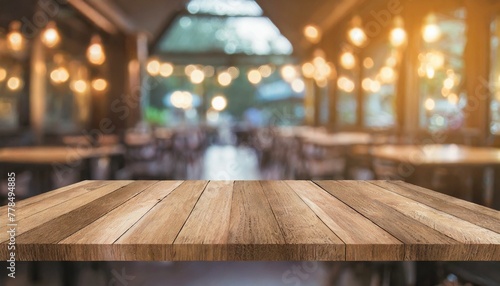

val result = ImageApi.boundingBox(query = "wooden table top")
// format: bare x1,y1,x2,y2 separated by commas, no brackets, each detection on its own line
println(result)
370,144,500,166
1,180,499,261
0,145,125,164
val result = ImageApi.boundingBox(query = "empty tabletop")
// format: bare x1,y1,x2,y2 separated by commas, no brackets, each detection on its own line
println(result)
370,144,500,166
302,132,372,147
1,180,499,261
0,145,125,165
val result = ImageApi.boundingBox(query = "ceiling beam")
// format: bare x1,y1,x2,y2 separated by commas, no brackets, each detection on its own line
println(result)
67,0,118,34
87,0,137,33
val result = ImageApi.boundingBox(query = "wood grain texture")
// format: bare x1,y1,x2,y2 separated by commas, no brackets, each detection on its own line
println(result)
1,180,499,261
286,180,403,260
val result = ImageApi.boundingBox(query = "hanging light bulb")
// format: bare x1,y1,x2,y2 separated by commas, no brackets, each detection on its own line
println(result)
190,68,205,84
390,16,407,47
248,69,262,85
280,65,297,82
422,14,441,43
50,55,69,85
302,62,315,78
160,62,174,77
7,76,23,91
347,16,367,47
0,67,7,82
340,50,356,70
71,79,88,94
304,24,322,44
211,95,228,111
42,21,61,48
218,71,232,86
86,35,106,65
7,21,25,52
147,59,161,76
91,78,108,92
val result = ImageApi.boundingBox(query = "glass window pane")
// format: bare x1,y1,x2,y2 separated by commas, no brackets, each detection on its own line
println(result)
157,16,292,55
418,9,467,131
490,15,500,135
362,45,398,128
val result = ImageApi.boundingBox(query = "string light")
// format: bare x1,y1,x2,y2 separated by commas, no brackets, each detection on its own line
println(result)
190,69,205,84
171,91,193,109
91,78,108,92
42,22,61,48
0,67,6,82
7,76,22,91
280,65,297,82
71,80,88,94
347,17,367,47
363,58,374,69
228,66,240,79
248,69,262,85
211,95,228,111
291,78,305,93
50,67,70,84
86,35,106,65
424,98,435,110
422,14,441,43
7,21,25,52
218,71,232,86
390,16,406,47
258,65,272,78
147,59,161,76
340,51,356,70
160,63,174,77
304,24,322,44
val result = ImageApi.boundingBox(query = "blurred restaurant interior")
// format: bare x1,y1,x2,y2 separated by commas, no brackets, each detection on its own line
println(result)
1,0,500,285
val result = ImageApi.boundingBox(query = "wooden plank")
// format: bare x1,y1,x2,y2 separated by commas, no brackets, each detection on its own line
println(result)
0,180,132,244
3,181,153,260
114,180,208,260
173,181,234,260
227,181,285,260
286,180,403,260
0,181,111,222
357,181,500,260
0,180,94,213
58,181,183,260
315,180,465,261
260,181,345,260
371,181,500,233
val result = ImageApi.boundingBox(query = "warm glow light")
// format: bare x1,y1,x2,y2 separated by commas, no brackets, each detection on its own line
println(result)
348,27,367,47
426,66,435,79
304,24,322,44
422,15,441,43
72,80,88,94
340,51,356,70
160,63,174,77
291,78,305,93
87,35,106,65
211,95,227,111
362,78,372,91
443,77,454,90
370,80,381,93
424,98,435,111
441,87,450,97
218,71,232,86
302,62,315,78
171,91,193,109
228,66,240,79
185,65,197,76
426,52,444,69
7,22,24,52
448,93,458,105
248,69,262,85
42,22,60,48
258,65,272,78
190,69,205,84
337,76,354,93
363,58,374,69
91,78,108,92
7,77,22,91
390,27,407,47
380,66,396,83
147,59,161,76
50,67,70,84
0,67,7,82
280,65,297,82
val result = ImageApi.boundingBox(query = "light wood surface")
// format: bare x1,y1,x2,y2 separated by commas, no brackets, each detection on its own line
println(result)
1,180,500,261
0,145,125,164
370,144,500,166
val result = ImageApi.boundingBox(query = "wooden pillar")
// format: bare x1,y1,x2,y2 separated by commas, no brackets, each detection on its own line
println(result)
464,0,491,142
29,35,46,144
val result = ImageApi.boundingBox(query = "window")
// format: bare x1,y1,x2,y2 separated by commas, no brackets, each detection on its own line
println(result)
418,9,467,131
490,14,500,135
336,67,358,126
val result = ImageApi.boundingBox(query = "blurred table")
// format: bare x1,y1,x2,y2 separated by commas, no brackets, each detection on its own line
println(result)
1,180,499,261
301,132,372,147
370,144,500,208
0,145,125,194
